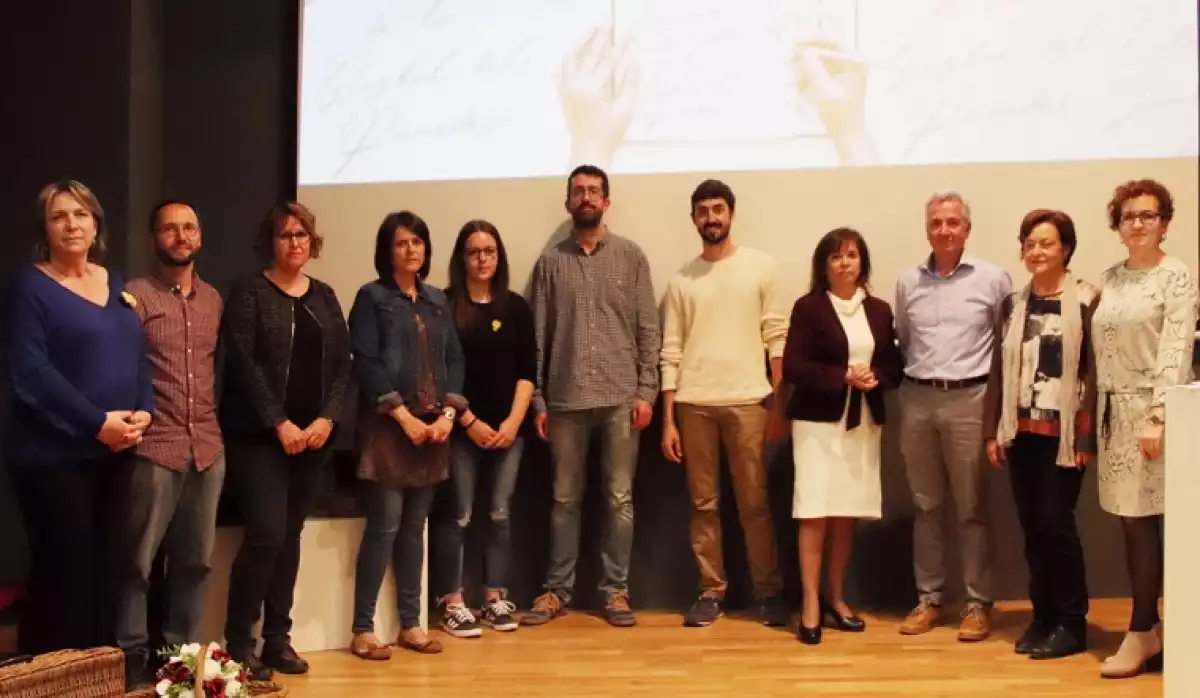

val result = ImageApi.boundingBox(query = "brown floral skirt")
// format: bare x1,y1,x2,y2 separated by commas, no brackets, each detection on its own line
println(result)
356,411,449,489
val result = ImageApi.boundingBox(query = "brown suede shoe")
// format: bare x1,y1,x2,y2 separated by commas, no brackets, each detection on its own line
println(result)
957,606,991,642
521,591,566,626
898,601,940,635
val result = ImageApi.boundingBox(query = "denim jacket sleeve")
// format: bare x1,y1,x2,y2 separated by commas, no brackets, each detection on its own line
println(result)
348,283,401,413
441,306,468,412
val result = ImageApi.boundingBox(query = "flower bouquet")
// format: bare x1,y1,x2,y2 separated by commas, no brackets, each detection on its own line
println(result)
154,643,248,698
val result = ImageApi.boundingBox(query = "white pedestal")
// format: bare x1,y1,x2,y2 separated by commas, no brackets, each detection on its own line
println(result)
1164,384,1200,697
197,518,427,653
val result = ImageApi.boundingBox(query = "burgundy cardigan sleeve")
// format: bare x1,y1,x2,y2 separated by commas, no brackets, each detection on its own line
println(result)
782,296,845,394
871,299,905,392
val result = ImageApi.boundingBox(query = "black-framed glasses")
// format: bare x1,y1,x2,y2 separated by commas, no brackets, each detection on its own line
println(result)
1119,211,1161,227
466,247,498,260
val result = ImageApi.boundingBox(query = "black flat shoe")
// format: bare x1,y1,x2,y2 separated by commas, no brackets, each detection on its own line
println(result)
819,598,866,632
797,624,822,645
261,645,308,675
1029,625,1086,660
1014,621,1051,655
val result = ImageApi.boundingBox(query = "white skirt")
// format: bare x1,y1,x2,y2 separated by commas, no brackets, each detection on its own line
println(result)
791,403,882,519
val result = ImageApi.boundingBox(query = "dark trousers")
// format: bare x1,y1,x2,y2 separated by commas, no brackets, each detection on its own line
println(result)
1007,432,1088,632
223,435,331,657
9,452,135,655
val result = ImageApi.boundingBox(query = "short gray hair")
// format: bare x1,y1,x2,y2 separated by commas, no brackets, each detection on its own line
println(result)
925,190,972,225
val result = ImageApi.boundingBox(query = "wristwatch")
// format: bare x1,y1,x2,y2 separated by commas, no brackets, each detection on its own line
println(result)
1148,413,1165,427
443,406,457,422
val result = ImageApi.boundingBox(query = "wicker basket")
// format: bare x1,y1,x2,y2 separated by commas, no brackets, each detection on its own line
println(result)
0,647,125,698
124,678,289,697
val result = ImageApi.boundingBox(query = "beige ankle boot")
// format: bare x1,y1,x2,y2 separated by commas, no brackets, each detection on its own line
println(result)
1100,630,1163,678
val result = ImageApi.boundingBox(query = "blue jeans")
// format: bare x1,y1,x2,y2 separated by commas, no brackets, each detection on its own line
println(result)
544,406,639,603
351,483,435,632
432,434,524,599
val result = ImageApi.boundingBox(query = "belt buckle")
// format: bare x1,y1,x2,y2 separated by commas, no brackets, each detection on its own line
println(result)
934,378,951,391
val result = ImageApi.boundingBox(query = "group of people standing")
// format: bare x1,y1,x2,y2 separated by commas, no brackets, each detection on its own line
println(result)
2,169,1191,691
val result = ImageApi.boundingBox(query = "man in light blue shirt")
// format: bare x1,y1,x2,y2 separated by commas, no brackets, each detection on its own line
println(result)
894,192,1012,642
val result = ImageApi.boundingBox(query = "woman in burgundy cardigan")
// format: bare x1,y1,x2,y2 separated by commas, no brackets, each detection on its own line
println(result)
783,227,903,645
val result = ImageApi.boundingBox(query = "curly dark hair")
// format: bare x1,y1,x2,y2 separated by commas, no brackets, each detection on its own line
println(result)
1106,179,1174,231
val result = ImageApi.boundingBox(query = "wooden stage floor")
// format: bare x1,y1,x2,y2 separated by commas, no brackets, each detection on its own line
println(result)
273,598,1161,697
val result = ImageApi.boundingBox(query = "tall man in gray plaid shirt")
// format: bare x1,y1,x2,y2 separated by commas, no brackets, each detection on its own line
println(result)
521,165,661,628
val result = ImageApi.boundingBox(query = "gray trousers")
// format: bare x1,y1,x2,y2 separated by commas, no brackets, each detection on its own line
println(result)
116,454,226,653
898,381,992,608
544,406,639,603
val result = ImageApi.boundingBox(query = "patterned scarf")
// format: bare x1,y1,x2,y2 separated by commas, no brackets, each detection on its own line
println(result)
996,273,1082,467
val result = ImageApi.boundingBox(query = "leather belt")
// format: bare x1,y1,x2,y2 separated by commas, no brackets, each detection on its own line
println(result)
904,374,989,391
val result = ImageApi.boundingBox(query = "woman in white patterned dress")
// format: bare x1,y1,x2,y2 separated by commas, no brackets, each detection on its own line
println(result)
1092,179,1198,678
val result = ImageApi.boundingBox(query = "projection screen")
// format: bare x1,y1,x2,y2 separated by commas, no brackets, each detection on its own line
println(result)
297,0,1199,310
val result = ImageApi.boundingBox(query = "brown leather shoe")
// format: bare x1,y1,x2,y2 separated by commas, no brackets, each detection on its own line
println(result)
957,606,991,642
521,591,566,626
350,632,392,661
898,601,940,635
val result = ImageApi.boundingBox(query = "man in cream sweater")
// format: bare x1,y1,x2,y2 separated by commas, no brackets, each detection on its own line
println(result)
660,179,790,628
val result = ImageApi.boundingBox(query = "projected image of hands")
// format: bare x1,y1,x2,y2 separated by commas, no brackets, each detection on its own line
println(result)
298,0,1199,185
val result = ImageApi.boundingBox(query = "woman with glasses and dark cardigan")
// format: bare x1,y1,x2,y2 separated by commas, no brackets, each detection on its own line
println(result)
220,201,352,679
428,220,537,639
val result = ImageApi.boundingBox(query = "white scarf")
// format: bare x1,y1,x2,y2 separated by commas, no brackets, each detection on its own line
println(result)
996,274,1082,467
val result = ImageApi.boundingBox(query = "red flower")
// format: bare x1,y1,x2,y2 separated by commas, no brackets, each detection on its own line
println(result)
210,648,231,663
157,659,193,684
204,677,228,698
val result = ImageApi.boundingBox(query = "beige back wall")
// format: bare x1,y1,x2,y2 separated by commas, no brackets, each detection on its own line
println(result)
298,157,1197,606
300,157,1197,310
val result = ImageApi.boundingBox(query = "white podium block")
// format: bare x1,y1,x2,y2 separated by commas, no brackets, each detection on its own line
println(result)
197,518,427,653
1164,383,1200,697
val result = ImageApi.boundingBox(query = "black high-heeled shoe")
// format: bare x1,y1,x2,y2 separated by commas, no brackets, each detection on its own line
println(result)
820,597,866,632
797,623,822,645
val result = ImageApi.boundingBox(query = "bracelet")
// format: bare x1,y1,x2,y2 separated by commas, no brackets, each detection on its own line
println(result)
463,417,478,429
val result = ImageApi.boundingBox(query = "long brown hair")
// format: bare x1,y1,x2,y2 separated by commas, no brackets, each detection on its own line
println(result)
446,220,510,330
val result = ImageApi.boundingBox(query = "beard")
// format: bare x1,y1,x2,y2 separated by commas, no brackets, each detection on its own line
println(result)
155,246,198,267
699,224,729,245
571,204,602,230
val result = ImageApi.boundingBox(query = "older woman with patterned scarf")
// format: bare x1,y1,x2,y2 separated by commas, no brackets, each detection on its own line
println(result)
983,209,1099,661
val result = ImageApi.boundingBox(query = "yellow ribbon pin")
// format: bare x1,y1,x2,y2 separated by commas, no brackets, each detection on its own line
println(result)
491,319,502,332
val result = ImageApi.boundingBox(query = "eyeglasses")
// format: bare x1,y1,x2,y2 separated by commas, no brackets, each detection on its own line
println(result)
1119,211,1161,227
157,223,199,236
277,231,311,245
466,247,498,260
570,186,605,201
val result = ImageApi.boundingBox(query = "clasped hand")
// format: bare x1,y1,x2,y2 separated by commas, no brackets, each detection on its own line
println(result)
845,363,877,391
97,410,152,451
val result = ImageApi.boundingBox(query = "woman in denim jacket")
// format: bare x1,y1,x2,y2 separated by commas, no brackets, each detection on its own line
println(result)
347,210,468,658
